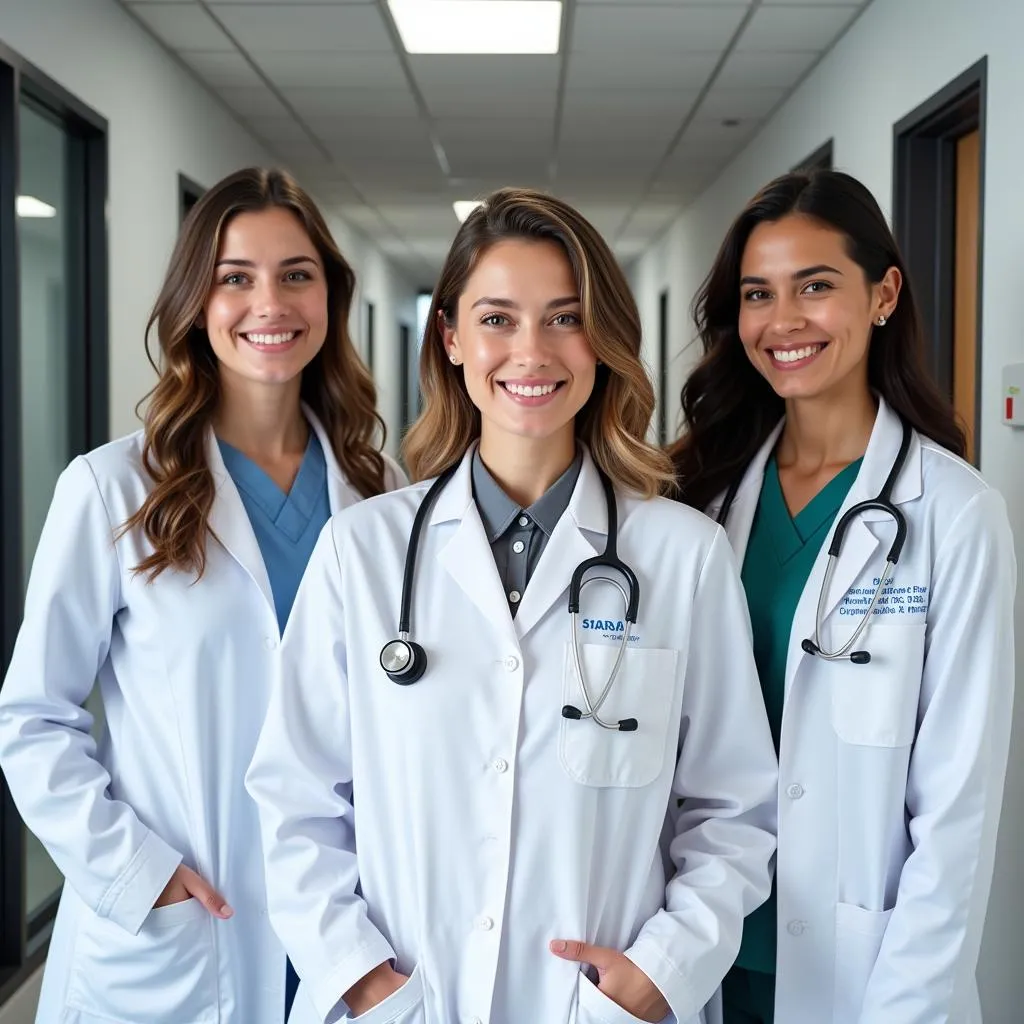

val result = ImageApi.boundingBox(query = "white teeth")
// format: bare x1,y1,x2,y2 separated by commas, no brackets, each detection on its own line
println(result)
245,331,296,346
773,344,823,363
503,382,558,397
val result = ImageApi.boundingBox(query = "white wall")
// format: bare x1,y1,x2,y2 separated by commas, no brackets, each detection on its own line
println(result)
0,0,418,451
633,0,1024,1017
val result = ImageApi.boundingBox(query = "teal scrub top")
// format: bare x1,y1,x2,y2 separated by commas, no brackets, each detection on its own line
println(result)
734,453,862,975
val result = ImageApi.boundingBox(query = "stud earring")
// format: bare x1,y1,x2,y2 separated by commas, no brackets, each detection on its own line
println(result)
876,315,887,326
449,353,459,365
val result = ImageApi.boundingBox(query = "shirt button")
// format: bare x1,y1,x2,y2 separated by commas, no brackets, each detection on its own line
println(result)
264,636,278,650
505,655,519,671
518,515,529,526
787,920,807,936
476,915,494,931
508,590,521,604
787,783,805,800
493,758,508,773
512,540,525,554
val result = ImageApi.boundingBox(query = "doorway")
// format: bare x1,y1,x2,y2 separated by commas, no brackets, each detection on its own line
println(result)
893,59,986,463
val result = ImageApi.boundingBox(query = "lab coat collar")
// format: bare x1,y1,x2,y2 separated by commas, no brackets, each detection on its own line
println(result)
302,402,365,513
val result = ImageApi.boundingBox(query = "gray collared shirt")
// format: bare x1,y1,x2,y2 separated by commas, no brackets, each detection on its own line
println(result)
471,448,583,617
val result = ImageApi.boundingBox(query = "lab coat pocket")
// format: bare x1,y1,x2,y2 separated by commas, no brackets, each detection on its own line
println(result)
575,972,650,1024
830,622,925,746
832,902,892,1020
347,963,425,1023
67,897,216,1023
560,643,679,788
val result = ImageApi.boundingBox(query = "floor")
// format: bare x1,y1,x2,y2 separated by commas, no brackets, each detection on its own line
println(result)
0,969,41,1024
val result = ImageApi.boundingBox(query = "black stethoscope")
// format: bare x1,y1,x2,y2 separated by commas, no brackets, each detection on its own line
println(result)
716,419,912,665
379,459,643,731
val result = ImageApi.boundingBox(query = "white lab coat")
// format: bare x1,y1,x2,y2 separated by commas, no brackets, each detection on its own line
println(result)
245,445,779,1024
0,409,405,1024
702,397,1016,1024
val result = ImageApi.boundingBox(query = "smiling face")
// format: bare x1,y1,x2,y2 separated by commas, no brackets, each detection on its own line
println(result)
202,205,328,394
737,213,901,405
443,238,597,454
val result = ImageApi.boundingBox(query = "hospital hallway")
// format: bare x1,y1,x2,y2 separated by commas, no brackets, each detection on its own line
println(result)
1,0,1023,1020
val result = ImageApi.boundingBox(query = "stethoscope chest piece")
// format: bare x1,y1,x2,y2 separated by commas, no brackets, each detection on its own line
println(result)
380,637,427,685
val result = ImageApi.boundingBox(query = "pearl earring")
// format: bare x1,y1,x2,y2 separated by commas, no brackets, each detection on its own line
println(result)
449,354,459,365
876,315,887,326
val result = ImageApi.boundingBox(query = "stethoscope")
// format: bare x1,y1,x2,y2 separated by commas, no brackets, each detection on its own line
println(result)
716,419,912,665
379,459,643,731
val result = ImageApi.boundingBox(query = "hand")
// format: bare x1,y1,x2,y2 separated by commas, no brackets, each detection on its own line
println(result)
343,962,410,1017
550,939,670,1023
154,864,233,919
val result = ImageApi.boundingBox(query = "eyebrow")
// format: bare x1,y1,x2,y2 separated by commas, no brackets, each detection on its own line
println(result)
469,295,581,310
215,255,319,268
740,264,843,286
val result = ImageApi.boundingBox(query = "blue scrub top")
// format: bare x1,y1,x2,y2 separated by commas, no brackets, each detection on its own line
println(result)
217,431,331,634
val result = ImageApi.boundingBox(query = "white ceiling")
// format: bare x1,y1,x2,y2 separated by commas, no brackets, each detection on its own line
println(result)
119,0,872,285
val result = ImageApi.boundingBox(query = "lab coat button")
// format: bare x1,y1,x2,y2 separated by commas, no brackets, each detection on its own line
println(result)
475,915,494,931
508,590,521,604
787,920,807,936
493,758,508,773
786,783,805,799
518,516,529,526
504,655,519,671
264,636,278,650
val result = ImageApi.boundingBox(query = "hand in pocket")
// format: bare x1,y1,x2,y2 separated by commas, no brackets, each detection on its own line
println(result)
154,864,233,919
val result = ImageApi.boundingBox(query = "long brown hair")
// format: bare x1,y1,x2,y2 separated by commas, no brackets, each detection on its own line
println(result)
402,188,674,497
670,169,966,511
122,167,386,580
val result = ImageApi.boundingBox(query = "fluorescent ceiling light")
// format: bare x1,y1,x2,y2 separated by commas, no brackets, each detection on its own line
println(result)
453,200,484,222
16,195,56,218
389,1,562,55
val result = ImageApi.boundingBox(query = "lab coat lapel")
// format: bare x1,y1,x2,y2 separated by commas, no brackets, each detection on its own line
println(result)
714,421,785,563
205,431,275,613
303,404,360,513
433,449,520,652
513,449,604,641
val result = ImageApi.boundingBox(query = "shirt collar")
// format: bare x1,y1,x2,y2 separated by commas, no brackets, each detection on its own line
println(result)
471,448,583,542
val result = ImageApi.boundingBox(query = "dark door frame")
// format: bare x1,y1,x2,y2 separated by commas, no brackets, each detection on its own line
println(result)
792,137,834,173
0,40,108,1004
657,289,669,444
178,172,205,224
892,57,986,462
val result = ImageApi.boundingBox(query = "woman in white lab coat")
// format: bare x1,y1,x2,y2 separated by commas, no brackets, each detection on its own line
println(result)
246,187,779,1024
671,169,1016,1024
0,167,404,1024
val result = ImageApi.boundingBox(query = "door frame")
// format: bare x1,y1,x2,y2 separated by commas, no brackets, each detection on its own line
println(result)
892,58,986,463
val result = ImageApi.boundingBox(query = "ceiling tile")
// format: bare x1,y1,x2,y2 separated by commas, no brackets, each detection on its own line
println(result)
571,4,749,53
421,90,556,119
565,52,719,92
408,55,560,93
737,4,862,51
434,116,555,144
561,89,700,119
673,115,763,147
127,2,234,50
246,116,319,144
559,112,680,145
208,3,393,52
760,0,866,5
305,114,430,142
217,84,292,118
253,52,407,90
179,50,264,88
282,87,418,118
696,87,788,120
716,49,821,90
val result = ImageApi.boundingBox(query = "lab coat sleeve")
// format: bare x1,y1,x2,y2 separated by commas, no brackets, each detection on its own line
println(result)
858,487,1016,1023
0,457,182,935
246,521,396,1024
625,527,779,1021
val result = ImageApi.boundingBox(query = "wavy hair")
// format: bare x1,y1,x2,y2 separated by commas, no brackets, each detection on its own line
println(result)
402,188,674,497
122,167,385,580
670,169,966,511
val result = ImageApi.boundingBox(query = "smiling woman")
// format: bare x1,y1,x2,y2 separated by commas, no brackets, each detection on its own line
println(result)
0,166,406,1024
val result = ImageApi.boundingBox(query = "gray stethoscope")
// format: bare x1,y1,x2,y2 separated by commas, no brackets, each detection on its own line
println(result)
716,419,912,665
379,461,642,731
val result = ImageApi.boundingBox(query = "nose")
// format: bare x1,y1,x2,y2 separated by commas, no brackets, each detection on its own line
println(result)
771,292,807,334
251,278,290,319
512,320,551,366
